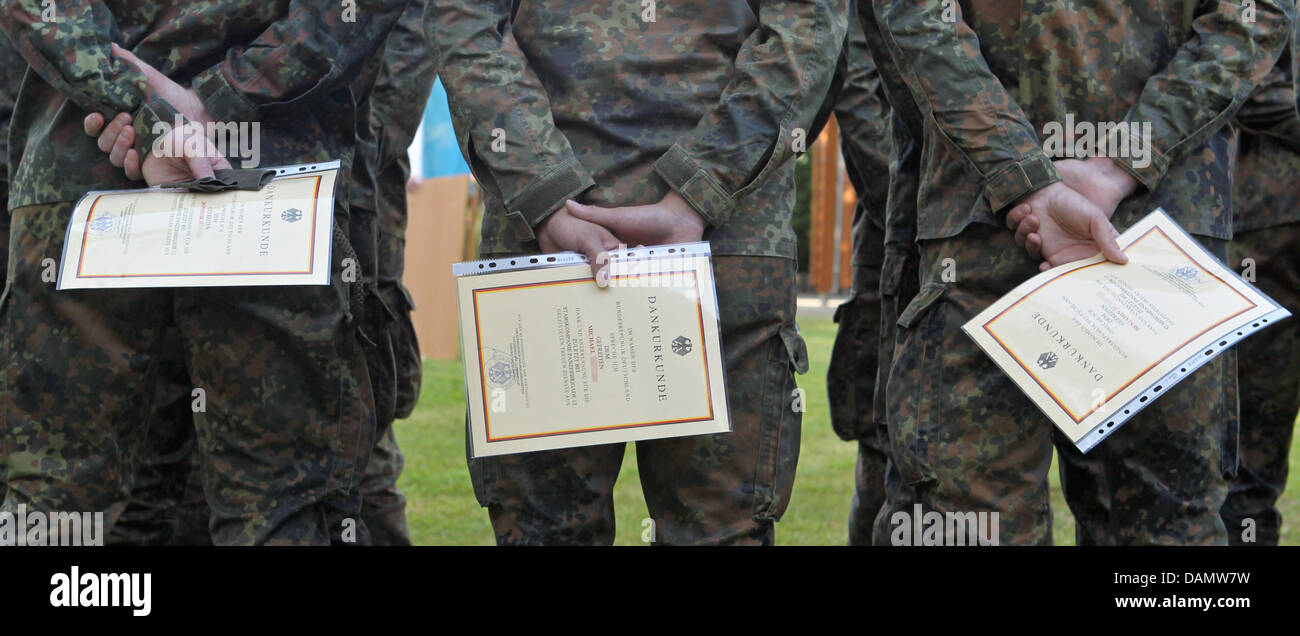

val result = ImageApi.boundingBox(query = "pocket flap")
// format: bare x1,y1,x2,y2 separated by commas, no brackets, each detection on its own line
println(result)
780,325,810,375
897,283,947,329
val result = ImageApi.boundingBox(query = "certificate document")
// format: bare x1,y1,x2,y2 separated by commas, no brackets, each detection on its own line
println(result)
965,209,1291,452
454,242,730,457
58,161,338,289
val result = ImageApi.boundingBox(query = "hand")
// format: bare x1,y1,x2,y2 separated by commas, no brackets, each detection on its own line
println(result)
82,44,221,181
137,124,232,186
1005,181,1128,271
84,110,230,184
1052,157,1139,218
536,205,623,286
563,190,707,248
111,43,215,126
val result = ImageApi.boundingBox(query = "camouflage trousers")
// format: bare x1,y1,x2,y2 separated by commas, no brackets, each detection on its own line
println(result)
873,220,1237,545
828,254,886,545
468,255,808,545
1058,223,1300,546
107,205,418,546
1222,224,1300,545
0,201,375,545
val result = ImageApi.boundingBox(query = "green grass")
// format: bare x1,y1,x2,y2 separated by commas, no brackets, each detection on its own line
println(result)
394,314,1299,545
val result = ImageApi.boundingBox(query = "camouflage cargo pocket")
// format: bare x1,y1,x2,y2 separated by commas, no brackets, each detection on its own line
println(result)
388,283,423,419
887,282,948,487
752,325,808,522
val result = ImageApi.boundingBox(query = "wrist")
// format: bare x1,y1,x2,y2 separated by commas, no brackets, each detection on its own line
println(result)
1091,157,1139,199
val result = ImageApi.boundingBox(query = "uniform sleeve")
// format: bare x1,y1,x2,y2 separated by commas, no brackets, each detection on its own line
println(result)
1232,25,1299,152
834,18,891,220
867,0,1058,214
1118,1,1295,187
652,0,849,228
429,0,593,238
190,0,413,124
0,0,182,162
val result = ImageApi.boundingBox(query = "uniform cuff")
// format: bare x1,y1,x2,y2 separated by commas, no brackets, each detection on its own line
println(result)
653,144,735,227
503,159,595,241
191,64,258,124
1109,147,1169,192
132,95,184,160
983,153,1061,213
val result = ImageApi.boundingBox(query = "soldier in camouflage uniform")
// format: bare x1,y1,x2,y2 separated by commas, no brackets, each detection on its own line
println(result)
1057,29,1300,547
819,17,895,545
347,0,438,546
862,0,1294,545
91,0,438,546
1223,31,1300,545
434,0,845,545
0,0,410,545
0,32,25,505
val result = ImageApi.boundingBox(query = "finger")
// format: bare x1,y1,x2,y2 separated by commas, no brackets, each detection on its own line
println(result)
581,238,613,288
124,149,142,181
185,154,217,180
1013,212,1034,244
1006,204,1030,230
98,112,132,153
108,124,136,167
1026,233,1043,260
84,112,105,137
212,154,232,171
566,200,626,233
1091,215,1128,264
1039,261,1052,272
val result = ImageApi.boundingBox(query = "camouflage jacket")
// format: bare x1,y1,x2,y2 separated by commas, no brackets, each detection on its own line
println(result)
1234,22,1300,232
831,15,891,270
1,31,24,207
863,0,1295,241
0,0,411,209
433,0,848,258
352,0,439,224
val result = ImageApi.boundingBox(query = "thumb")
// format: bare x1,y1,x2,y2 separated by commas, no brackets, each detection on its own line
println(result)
185,154,218,180
1092,215,1128,265
582,228,619,288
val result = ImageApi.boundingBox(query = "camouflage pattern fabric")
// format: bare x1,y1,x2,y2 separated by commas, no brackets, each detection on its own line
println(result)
106,326,200,546
1224,32,1300,543
862,0,1294,544
0,32,26,505
439,0,841,545
106,0,437,546
0,1,411,545
1056,31,1300,547
871,223,1238,545
469,256,807,545
820,16,894,545
1222,223,1300,545
434,0,848,259
863,0,1293,243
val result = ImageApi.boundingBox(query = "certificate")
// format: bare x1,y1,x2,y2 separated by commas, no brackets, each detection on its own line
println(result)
58,161,338,289
454,242,730,457
965,209,1291,452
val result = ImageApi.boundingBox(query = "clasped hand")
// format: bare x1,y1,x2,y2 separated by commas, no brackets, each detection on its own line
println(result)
1005,158,1137,271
